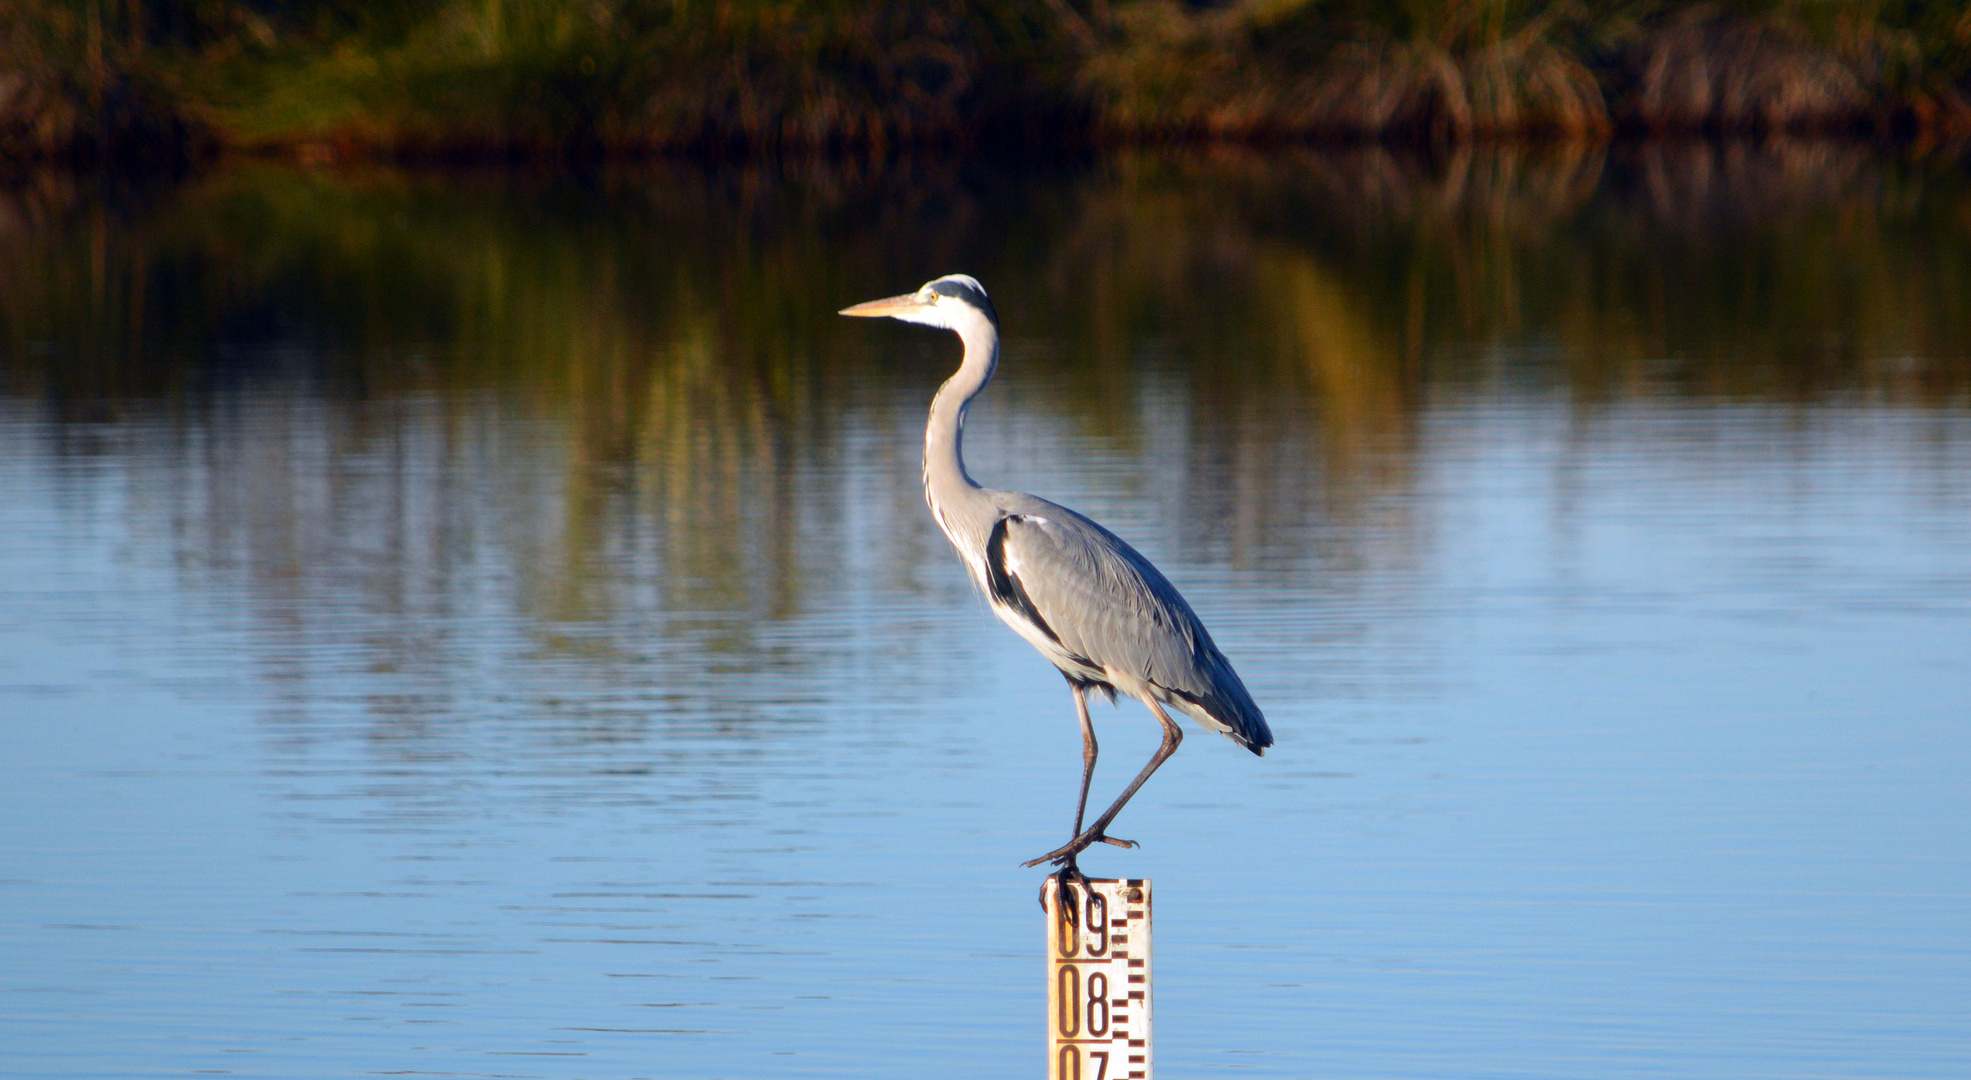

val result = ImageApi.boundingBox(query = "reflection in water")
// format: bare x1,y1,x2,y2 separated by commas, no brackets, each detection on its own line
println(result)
1,147,1968,1078
4,146,1968,550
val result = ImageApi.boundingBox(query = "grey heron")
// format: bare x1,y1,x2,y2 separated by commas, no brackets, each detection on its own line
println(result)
841,274,1271,888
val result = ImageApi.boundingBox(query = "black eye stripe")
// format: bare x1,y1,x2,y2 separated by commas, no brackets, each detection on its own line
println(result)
926,278,996,321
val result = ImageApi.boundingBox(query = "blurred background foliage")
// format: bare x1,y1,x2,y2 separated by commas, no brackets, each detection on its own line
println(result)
6,0,1971,160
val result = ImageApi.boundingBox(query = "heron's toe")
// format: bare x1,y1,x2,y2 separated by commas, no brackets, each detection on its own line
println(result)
1035,863,1089,914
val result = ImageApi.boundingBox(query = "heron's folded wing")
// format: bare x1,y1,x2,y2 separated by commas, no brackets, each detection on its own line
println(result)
994,511,1273,752
994,513,1208,694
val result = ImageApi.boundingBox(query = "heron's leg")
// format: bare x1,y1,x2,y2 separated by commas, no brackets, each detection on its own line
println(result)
1069,682,1099,839
1039,683,1102,912
1024,698,1183,868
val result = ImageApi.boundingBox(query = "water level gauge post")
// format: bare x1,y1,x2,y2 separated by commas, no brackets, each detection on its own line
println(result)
1045,877,1151,1080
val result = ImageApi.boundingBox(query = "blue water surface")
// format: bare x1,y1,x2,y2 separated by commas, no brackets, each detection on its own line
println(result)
2,151,1969,1078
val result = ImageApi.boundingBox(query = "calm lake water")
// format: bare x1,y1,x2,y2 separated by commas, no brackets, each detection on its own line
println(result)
2,143,1969,1079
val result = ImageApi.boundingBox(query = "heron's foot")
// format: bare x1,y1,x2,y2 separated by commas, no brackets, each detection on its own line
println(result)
1036,859,1091,915
1020,830,1137,870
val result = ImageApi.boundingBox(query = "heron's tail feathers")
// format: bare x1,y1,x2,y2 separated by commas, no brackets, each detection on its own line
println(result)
1167,669,1272,757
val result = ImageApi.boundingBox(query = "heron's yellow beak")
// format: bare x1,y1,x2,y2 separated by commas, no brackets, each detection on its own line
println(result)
839,293,927,318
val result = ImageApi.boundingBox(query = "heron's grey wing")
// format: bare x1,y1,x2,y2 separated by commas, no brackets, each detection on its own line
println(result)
989,512,1271,752
992,513,1202,685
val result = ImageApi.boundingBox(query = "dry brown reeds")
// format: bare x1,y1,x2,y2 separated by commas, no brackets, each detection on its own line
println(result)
1086,1,1612,140
1625,17,1870,131
1605,5,1971,134
1082,1,1971,141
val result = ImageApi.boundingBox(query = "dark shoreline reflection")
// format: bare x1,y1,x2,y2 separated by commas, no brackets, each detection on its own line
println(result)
7,143,1970,407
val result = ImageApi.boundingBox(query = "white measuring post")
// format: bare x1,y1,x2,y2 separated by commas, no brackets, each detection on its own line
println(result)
1046,876,1151,1080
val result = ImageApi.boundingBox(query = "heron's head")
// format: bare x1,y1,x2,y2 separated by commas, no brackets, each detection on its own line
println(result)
839,274,997,332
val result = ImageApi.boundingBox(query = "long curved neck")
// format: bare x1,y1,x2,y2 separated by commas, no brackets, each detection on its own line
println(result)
924,315,1000,511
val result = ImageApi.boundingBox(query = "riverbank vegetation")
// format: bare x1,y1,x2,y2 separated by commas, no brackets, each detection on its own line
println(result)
6,1,1971,161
